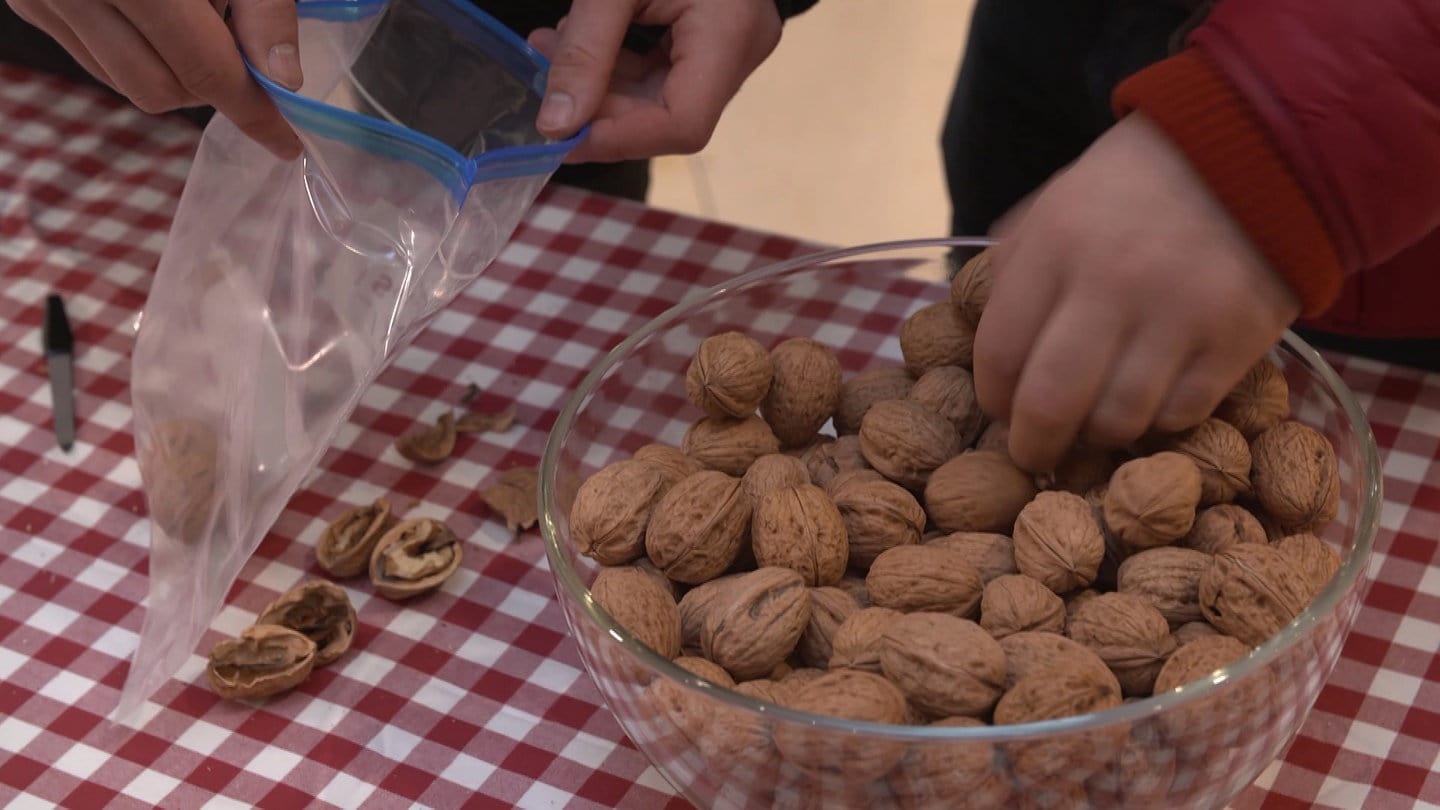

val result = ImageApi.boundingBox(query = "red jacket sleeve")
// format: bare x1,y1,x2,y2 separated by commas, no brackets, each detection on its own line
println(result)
1113,0,1440,317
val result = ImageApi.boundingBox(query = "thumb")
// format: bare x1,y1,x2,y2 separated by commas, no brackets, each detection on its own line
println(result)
531,0,637,139
230,0,303,91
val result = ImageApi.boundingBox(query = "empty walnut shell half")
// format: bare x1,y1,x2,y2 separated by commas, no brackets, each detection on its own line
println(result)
395,412,457,464
369,517,463,600
207,624,317,700
316,497,396,578
256,580,357,667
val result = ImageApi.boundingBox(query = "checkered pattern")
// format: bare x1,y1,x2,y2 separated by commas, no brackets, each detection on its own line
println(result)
2,64,1439,809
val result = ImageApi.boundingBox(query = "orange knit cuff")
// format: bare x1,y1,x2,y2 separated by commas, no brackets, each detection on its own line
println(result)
1113,50,1343,317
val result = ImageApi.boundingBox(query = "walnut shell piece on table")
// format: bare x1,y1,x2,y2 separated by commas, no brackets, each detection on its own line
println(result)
1012,490,1105,594
137,418,219,544
1151,634,1251,695
775,669,910,781
907,365,986,447
752,483,849,586
950,248,994,330
1157,418,1252,505
591,565,682,659
900,300,976,374
801,433,871,491
1181,503,1268,555
682,415,781,476
702,566,812,681
828,473,926,570
454,405,516,434
1066,592,1178,697
481,466,541,532
1200,543,1314,646
979,574,1066,639
369,517,463,600
207,625,317,700
1103,452,1203,549
1274,532,1343,602
866,545,984,618
644,470,751,584
834,365,915,435
741,453,811,502
255,580,356,667
685,331,773,419
316,497,396,578
924,531,1018,582
880,612,1006,718
395,411,457,464
796,586,862,668
828,606,900,673
760,337,843,448
1249,420,1341,534
1116,546,1212,627
924,450,1037,534
998,631,1122,694
569,459,668,565
1214,357,1290,440
632,443,706,490
859,399,962,491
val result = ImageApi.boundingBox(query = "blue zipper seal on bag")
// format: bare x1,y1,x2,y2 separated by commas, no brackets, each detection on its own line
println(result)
242,0,587,200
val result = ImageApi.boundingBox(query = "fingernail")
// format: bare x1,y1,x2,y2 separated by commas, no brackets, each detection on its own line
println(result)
267,44,303,91
537,91,573,134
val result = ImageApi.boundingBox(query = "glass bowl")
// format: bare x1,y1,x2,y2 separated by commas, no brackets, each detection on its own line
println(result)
539,237,1380,809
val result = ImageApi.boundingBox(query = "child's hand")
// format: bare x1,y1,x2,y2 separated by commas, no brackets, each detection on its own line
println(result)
527,0,782,163
8,0,301,159
974,113,1302,473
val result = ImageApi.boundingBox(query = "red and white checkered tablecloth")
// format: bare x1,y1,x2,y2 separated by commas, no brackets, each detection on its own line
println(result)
1,64,1438,810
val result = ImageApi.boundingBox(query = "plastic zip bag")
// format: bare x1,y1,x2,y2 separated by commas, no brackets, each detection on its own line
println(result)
117,0,581,721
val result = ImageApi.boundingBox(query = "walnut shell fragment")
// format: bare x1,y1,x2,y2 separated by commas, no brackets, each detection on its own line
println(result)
1103,452,1203,549
1012,491,1105,593
570,460,668,564
1250,420,1341,534
255,580,356,667
686,331,773,419
369,517,463,600
455,405,516,434
316,497,396,578
481,466,540,532
395,412,457,464
207,624,317,700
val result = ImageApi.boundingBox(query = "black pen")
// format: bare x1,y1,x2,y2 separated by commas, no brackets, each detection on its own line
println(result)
43,294,76,452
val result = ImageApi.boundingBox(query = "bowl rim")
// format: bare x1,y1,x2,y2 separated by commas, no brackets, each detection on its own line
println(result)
538,235,1382,742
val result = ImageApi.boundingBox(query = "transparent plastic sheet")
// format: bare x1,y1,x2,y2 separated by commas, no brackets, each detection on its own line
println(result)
115,0,581,721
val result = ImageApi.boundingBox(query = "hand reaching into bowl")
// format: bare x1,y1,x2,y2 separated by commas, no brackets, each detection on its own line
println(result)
973,113,1302,473
7,0,301,158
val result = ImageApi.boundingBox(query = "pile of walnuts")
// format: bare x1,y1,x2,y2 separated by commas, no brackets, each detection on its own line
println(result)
568,250,1344,732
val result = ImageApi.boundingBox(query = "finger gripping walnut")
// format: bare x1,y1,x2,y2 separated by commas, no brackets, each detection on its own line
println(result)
369,517,463,600
207,625,317,700
316,497,396,578
255,580,356,667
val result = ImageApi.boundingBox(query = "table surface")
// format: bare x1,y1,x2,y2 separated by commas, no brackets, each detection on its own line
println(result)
2,64,1440,810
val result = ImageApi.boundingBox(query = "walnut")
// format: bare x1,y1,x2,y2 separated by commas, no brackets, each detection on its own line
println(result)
255,580,355,667
828,473,926,570
1035,443,1119,495
1214,358,1289,440
866,545,985,618
1198,544,1312,646
859,399,962,490
974,421,1010,454
481,467,540,532
1155,418,1251,505
752,484,849,586
950,249,993,329
1274,532,1342,604
998,630,1121,694
1116,546,1212,627
207,625,317,700
994,669,1122,725
369,517,463,600
1103,452,1203,549
674,655,736,687
1171,621,1220,647
901,301,976,374
880,612,1006,717
1066,592,1177,696
632,442,705,490
775,670,909,781
907,365,985,446
924,531,1018,582
828,606,900,673
703,566,811,680
569,459,668,565
1180,503,1268,555
888,716,1013,809
682,415,781,476
835,574,870,607
741,453,811,502
835,365,915,435
394,412,457,464
645,470,751,584
1151,634,1251,695
137,418,218,544
590,565,682,659
1064,588,1102,633
316,497,396,578
800,433,871,490
677,573,740,654
685,331,773,419
760,337,843,448
796,587,861,668
923,450,1037,533
979,574,1065,639
1012,491,1105,594
1250,420,1340,534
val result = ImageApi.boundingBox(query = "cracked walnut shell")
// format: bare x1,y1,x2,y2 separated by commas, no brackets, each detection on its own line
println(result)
591,565,682,659
645,470,751,584
1103,452,1203,549
752,484,849,586
924,450,1037,535
761,337,843,448
1012,491,1105,594
570,459,668,565
316,497,396,578
255,580,356,667
395,412,457,464
369,517,463,600
1250,420,1340,534
207,624,317,700
686,331,773,419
